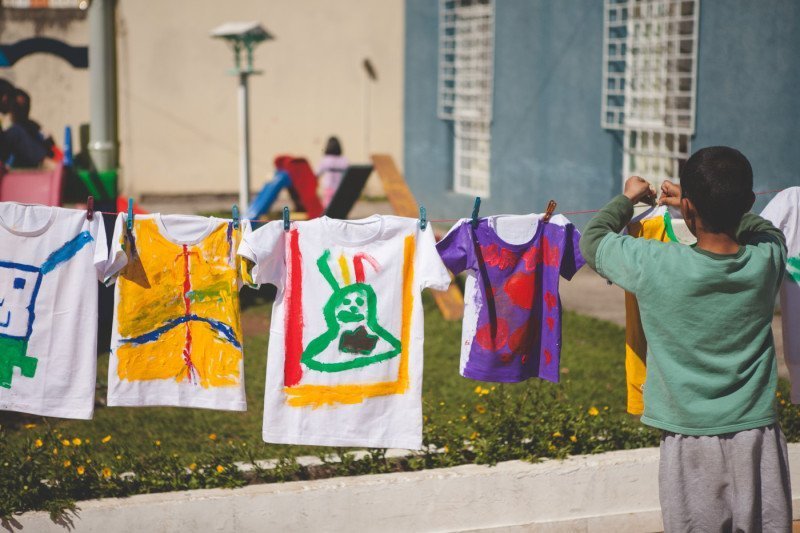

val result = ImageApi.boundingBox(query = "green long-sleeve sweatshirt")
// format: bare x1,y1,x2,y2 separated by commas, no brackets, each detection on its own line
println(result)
579,195,787,435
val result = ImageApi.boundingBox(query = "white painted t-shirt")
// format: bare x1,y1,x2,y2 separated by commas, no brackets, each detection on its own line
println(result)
105,213,250,410
761,187,800,402
239,215,451,448
0,203,108,419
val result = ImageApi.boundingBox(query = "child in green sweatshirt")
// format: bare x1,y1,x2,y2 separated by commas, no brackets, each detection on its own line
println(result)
580,146,790,532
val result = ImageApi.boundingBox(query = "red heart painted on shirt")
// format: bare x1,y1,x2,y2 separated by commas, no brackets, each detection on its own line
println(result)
475,318,509,350
504,272,536,309
508,323,535,354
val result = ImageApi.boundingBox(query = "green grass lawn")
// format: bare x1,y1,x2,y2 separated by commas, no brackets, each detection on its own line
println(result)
3,293,635,462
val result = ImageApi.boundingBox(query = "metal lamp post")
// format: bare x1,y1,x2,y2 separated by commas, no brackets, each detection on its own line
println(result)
211,22,273,211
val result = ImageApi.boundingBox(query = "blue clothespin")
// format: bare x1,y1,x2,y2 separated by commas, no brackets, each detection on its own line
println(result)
419,206,427,230
283,206,290,231
471,197,481,228
127,198,134,231
232,204,240,229
63,126,73,168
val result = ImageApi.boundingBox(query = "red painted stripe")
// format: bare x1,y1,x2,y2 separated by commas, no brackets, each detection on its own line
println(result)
284,228,304,387
353,257,365,283
181,244,196,383
353,252,380,283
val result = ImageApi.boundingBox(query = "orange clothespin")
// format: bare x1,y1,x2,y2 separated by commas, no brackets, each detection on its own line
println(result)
542,200,557,223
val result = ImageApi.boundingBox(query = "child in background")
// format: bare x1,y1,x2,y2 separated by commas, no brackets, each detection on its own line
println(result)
579,146,790,531
316,136,348,207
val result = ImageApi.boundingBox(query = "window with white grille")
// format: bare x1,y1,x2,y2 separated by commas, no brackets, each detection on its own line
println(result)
602,0,699,188
438,0,494,197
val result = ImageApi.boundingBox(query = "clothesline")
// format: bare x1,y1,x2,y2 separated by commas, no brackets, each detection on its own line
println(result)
428,188,786,223
84,187,787,223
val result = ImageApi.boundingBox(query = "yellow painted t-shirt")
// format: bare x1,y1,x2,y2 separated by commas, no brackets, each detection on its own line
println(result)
625,207,694,414
105,214,250,410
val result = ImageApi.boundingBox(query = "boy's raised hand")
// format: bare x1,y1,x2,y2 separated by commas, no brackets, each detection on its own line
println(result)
658,180,682,208
623,176,656,205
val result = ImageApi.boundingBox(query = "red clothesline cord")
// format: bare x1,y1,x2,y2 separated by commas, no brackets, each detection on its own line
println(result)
86,188,786,222
428,188,787,223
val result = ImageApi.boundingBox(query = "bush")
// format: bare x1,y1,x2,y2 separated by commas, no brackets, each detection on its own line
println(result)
3,380,799,520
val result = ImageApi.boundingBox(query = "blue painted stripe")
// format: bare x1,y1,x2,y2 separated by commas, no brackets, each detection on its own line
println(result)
119,314,242,349
40,231,93,274
0,261,40,273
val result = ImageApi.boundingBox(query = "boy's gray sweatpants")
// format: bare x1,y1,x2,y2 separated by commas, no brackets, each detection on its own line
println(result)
659,424,792,533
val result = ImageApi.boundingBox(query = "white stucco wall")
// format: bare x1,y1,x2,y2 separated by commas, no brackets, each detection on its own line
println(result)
1,1,403,197
14,444,800,532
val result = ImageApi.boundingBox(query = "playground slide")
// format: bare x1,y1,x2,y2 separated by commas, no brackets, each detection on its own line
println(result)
246,169,291,220
285,158,324,219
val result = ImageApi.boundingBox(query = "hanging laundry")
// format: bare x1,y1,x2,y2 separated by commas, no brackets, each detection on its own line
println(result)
239,215,450,448
436,213,584,383
624,205,695,414
0,202,108,419
761,187,800,403
625,206,697,415
104,214,251,410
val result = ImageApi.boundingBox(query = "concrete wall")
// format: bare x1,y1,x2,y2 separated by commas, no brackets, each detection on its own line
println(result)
1,0,404,197
13,445,800,532
693,0,800,214
404,0,800,224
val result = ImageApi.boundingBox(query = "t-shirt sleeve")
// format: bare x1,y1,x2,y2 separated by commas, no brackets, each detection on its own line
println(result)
595,232,661,294
102,212,129,286
417,223,452,291
92,214,110,282
435,219,474,275
237,220,286,288
559,223,585,281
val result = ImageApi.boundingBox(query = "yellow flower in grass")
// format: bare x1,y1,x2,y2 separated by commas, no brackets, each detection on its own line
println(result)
102,468,112,479
34,439,43,448
469,431,479,440
587,406,599,416
63,460,71,468
72,438,82,446
475,404,487,414
154,440,161,447
569,435,577,443
189,463,197,471
115,455,122,460
215,465,225,473
102,435,112,444
552,431,562,438
61,439,70,447
53,448,59,456
208,433,217,441
24,423,37,429
76,466,85,476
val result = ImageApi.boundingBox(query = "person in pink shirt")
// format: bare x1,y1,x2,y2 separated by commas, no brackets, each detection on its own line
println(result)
316,136,348,207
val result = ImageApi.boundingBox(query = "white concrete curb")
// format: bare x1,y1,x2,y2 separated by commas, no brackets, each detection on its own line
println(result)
10,444,800,532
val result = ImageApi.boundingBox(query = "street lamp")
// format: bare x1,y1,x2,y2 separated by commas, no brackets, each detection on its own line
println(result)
211,21,273,211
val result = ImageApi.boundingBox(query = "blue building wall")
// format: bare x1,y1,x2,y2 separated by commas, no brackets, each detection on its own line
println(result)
404,0,800,226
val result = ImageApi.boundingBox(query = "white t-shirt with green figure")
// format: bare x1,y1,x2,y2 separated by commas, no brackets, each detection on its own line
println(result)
239,215,451,449
761,187,800,402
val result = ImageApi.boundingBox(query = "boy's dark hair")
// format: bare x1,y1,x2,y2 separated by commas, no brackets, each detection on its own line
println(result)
680,146,754,233
324,136,342,156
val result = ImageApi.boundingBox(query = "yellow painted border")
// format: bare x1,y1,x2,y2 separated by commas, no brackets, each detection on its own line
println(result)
284,234,415,408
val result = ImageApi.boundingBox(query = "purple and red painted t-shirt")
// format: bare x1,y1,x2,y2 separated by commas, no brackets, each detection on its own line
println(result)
436,214,584,383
